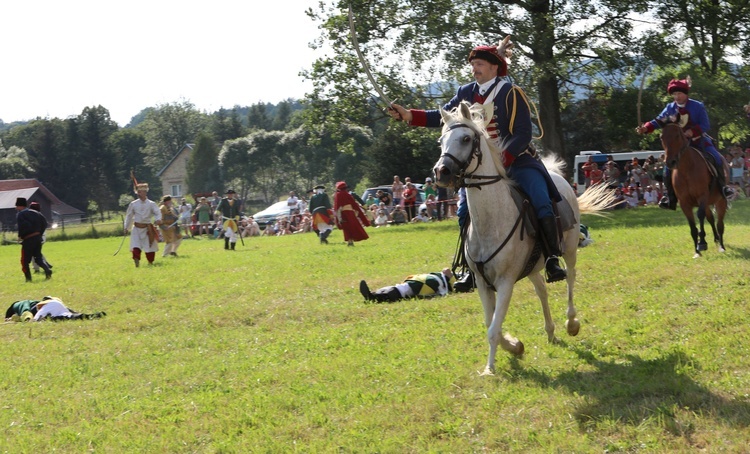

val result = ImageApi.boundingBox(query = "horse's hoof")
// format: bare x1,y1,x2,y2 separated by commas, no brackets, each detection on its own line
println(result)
718,247,726,253
693,252,702,259
479,367,495,376
514,341,525,356
566,319,581,336
698,242,708,251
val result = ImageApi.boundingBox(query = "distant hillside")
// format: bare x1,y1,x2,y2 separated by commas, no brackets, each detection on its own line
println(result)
0,119,30,133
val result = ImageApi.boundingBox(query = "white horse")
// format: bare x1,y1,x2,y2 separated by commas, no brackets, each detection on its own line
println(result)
433,102,614,374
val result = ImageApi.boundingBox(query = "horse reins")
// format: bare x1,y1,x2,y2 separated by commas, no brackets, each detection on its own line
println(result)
439,123,504,189
441,121,526,291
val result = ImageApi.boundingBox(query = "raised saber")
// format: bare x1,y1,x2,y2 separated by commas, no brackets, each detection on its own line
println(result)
637,66,649,127
348,4,394,108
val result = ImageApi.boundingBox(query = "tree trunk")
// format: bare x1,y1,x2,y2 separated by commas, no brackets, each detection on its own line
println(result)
536,74,567,161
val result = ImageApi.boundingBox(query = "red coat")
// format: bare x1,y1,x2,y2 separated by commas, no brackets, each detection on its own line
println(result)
334,191,370,242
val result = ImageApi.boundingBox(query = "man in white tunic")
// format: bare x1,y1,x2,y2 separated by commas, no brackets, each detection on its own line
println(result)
124,183,162,267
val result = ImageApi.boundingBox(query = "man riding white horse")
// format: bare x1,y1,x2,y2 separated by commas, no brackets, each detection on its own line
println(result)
388,37,567,283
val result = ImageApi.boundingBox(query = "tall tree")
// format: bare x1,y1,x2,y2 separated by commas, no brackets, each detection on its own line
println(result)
247,103,270,131
77,106,120,217
108,128,149,197
136,101,210,174
306,0,650,163
186,132,222,195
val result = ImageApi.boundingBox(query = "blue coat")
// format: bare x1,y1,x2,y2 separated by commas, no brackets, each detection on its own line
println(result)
412,77,561,209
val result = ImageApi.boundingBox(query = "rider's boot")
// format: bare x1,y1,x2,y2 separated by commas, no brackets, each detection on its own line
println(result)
453,271,475,292
715,169,734,199
539,216,567,283
659,171,677,210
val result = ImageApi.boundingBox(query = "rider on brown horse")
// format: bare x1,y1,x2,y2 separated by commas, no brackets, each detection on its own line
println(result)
636,77,734,210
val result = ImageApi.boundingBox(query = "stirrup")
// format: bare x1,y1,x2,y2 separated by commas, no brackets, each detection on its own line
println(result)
544,256,566,283
722,186,735,199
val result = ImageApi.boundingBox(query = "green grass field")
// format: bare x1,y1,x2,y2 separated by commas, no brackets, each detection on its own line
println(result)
1,201,749,452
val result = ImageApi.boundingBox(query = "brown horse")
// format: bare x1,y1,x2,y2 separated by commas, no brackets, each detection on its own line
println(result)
660,123,727,258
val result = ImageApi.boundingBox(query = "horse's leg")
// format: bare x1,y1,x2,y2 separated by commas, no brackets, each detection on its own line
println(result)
527,272,556,343
480,279,522,375
561,233,580,336
716,199,727,252
704,205,721,251
696,203,708,251
680,205,701,258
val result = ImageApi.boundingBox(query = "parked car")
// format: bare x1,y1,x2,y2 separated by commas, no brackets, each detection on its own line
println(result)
252,201,292,229
361,185,425,206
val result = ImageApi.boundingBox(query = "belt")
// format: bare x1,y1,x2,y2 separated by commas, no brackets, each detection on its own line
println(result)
133,222,151,228
23,231,41,240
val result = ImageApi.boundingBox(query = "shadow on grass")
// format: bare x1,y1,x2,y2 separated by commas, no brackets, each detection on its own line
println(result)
508,347,750,433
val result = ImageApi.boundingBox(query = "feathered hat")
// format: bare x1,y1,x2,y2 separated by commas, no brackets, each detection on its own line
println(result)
667,76,691,95
468,35,514,77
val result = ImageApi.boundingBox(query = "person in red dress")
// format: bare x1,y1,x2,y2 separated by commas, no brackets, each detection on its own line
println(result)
333,181,370,246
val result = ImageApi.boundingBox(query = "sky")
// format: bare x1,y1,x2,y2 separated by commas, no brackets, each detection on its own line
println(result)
1,0,328,126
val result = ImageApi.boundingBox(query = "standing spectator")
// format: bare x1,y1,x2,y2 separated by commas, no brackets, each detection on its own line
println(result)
210,191,221,212
581,156,596,188
391,176,404,207
15,197,52,282
402,182,418,221
178,198,193,237
28,202,53,274
654,154,666,193
729,147,745,186
333,181,370,246
642,155,657,187
194,197,211,236
423,177,437,202
436,185,448,220
159,196,183,257
603,161,621,189
630,157,647,187
124,183,162,267
309,184,334,244
287,191,299,215
216,189,241,250
589,163,604,187
296,194,308,215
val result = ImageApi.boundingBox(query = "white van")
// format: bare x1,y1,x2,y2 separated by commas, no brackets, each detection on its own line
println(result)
572,150,664,194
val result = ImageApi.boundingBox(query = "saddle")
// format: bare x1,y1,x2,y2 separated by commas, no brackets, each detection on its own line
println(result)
507,186,576,281
451,183,577,290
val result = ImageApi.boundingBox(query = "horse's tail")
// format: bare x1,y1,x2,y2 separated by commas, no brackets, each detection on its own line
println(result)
577,184,618,216
541,154,566,175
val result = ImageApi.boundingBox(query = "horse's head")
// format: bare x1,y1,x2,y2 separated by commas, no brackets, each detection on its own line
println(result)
432,102,486,188
659,119,689,169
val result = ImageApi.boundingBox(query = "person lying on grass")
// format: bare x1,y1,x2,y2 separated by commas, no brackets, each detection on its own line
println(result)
359,268,454,303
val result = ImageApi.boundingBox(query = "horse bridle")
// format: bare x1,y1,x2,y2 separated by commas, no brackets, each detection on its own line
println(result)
439,123,504,188
662,124,692,169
